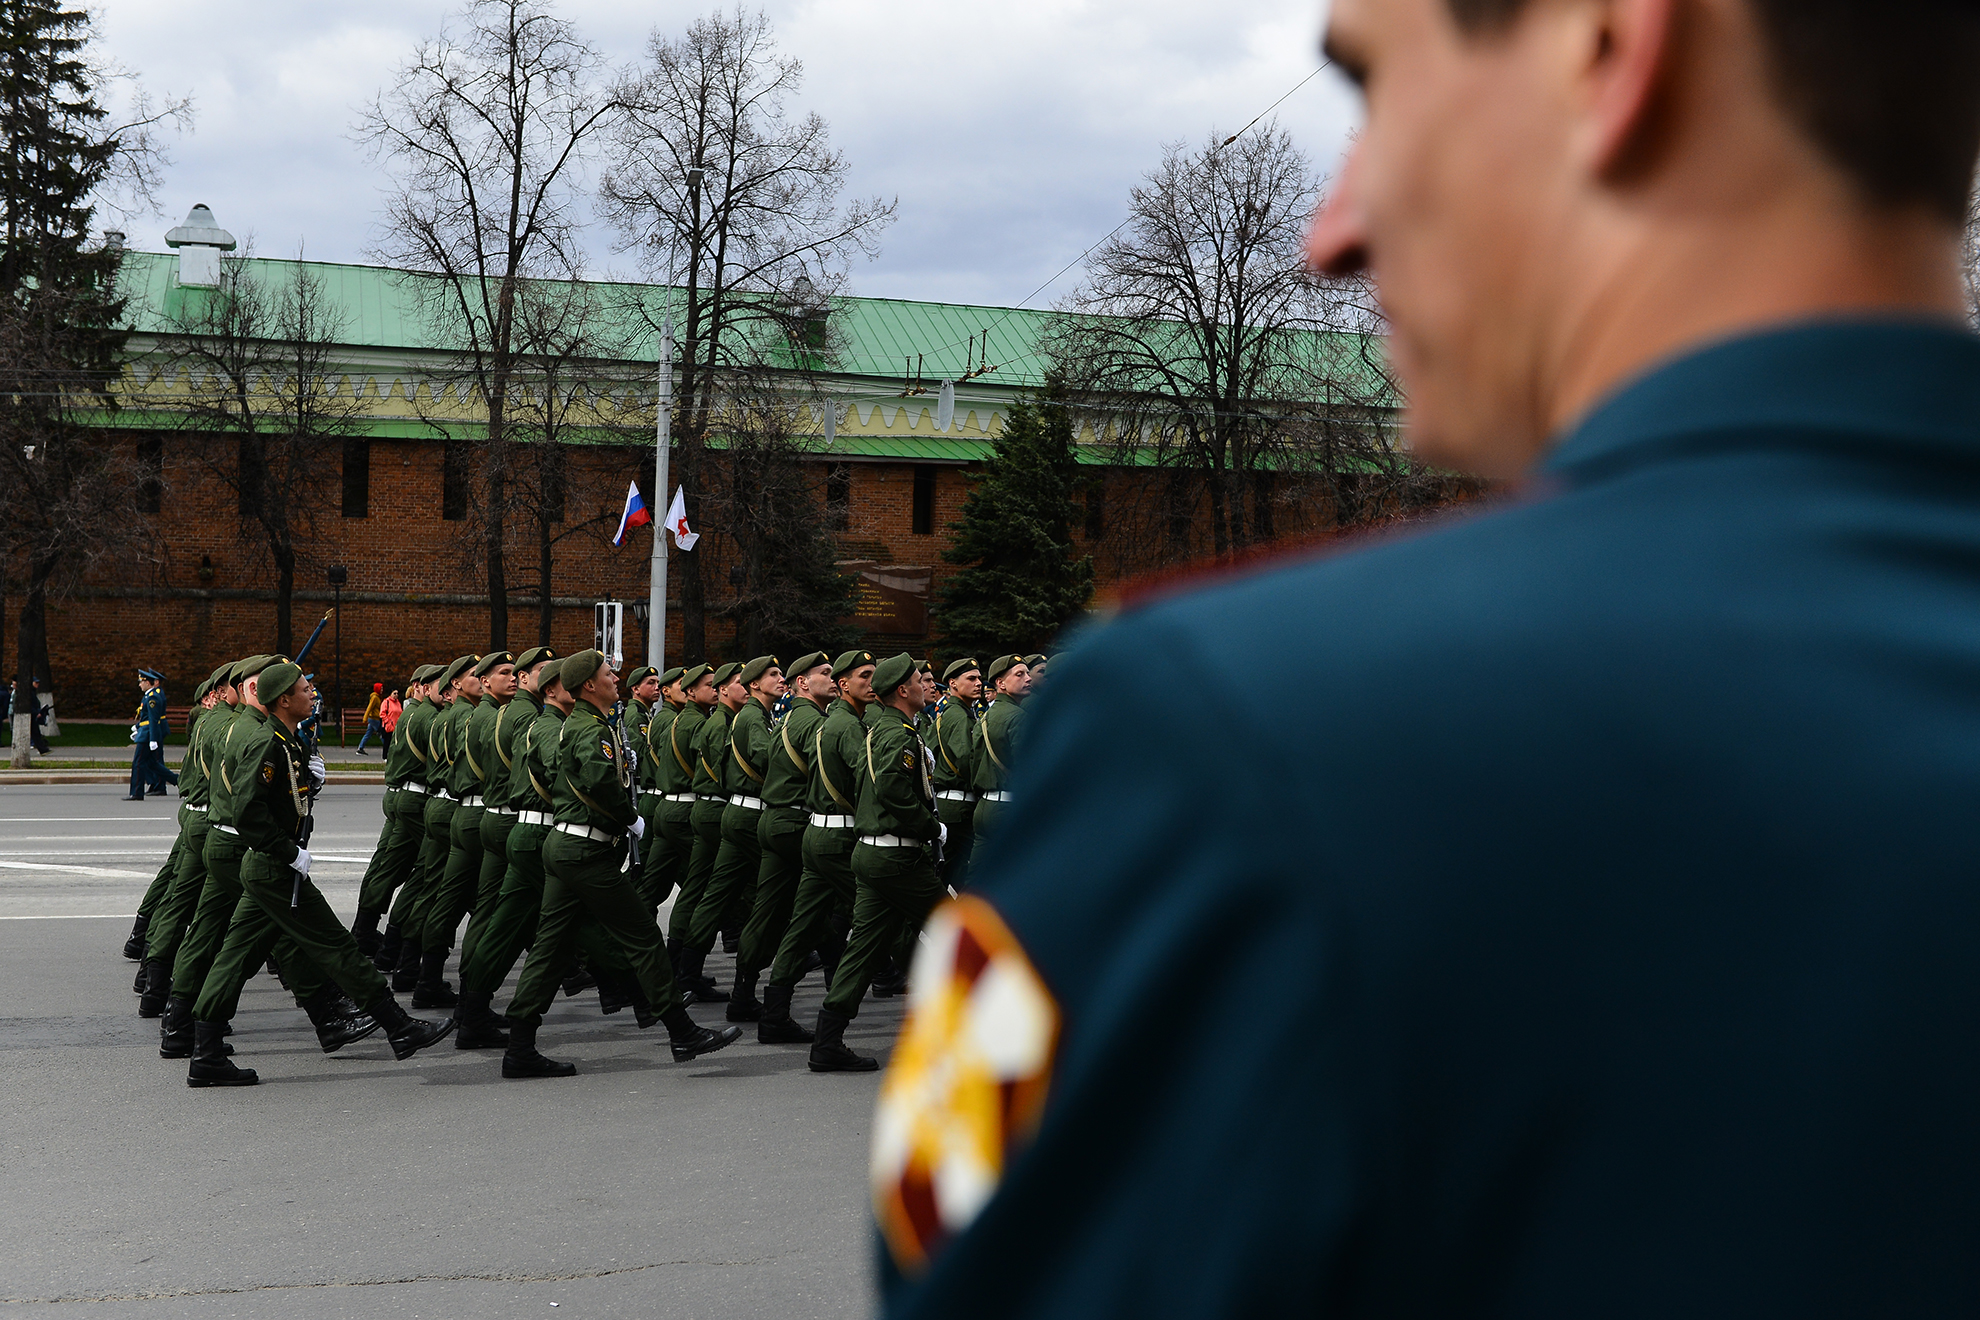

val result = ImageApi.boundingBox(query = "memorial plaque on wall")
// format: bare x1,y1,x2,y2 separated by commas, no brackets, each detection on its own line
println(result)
840,562,932,636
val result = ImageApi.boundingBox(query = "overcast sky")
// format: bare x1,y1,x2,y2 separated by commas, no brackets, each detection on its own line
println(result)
89,0,1359,309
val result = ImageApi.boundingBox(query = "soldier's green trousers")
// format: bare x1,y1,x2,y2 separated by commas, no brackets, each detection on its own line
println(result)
638,794,693,910
354,787,403,918
193,848,390,1024
175,831,327,1016
667,797,727,944
457,809,514,974
507,831,683,1030
736,806,808,978
462,824,634,997
423,801,486,954
142,814,212,974
134,829,184,928
379,788,434,935
395,794,457,945
823,842,943,1021
936,794,977,891
687,803,763,956
970,796,1006,845
767,826,857,990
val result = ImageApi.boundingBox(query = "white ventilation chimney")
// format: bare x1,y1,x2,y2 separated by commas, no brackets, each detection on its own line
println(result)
164,204,236,287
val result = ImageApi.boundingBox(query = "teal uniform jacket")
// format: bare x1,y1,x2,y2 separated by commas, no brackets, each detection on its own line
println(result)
134,687,169,744
883,321,1980,1318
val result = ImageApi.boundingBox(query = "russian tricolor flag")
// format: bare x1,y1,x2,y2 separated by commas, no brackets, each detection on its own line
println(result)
612,479,652,547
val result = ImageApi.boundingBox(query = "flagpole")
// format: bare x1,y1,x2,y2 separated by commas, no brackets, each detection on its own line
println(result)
647,272,674,670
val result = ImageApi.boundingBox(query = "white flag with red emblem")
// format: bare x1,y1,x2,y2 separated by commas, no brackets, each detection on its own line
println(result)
665,485,700,551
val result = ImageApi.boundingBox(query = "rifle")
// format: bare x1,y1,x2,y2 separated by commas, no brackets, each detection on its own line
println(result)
293,609,333,665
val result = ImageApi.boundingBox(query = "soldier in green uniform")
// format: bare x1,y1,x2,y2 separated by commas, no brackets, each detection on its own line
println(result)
757,649,874,1045
123,673,209,962
637,666,688,909
931,657,983,892
366,665,439,971
350,664,428,959
185,662,453,1085
729,651,832,1019
809,653,942,1072
499,651,742,1078
135,669,230,1017
418,651,512,1006
459,647,547,979
379,664,445,977
668,661,740,999
969,655,1031,842
396,655,473,991
677,656,782,1000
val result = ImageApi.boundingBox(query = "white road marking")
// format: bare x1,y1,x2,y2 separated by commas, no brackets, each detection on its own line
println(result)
0,860,153,879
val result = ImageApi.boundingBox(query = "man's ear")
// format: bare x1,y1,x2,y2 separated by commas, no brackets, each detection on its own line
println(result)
1576,0,1681,179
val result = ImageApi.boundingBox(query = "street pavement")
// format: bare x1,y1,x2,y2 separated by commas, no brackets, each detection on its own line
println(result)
0,782,898,1318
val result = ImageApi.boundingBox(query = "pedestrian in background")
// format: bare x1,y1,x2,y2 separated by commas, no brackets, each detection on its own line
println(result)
28,679,50,754
124,669,175,800
379,689,400,759
356,683,386,755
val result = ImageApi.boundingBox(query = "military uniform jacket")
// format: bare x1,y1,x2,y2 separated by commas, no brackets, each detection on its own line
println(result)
628,699,656,793
214,707,308,865
510,697,560,816
553,699,637,834
807,699,869,818
134,687,168,744
178,706,217,809
727,699,774,800
440,697,482,799
205,704,260,828
395,697,442,787
464,695,507,804
484,695,529,812
971,696,1024,794
691,705,732,798
856,705,937,841
642,701,679,794
763,696,828,810
931,696,979,792
381,698,423,789
658,702,705,796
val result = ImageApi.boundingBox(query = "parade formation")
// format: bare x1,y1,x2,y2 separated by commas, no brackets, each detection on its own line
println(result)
117,645,1042,1086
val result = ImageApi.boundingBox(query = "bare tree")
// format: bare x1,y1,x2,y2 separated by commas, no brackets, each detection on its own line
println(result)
599,5,894,658
1047,126,1415,565
358,0,619,649
158,252,367,654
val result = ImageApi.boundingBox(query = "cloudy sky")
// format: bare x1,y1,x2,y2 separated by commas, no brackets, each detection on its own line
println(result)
89,0,1359,309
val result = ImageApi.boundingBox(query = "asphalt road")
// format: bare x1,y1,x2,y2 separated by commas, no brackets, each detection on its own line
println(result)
0,782,898,1318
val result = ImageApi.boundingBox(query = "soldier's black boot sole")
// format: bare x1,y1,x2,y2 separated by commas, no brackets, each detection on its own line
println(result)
757,984,814,1044
501,1022,574,1077
187,1021,258,1087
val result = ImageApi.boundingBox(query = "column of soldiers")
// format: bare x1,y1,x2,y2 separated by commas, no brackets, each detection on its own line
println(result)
121,642,1047,1083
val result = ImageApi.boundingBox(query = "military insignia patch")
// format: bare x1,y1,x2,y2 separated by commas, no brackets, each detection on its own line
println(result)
871,895,1059,1276
599,740,614,760
260,763,275,784
901,750,916,770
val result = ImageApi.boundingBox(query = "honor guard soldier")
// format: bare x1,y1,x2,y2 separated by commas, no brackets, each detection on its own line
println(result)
419,652,513,1007
637,666,689,908
678,656,783,997
360,664,438,969
395,655,474,992
668,661,742,996
969,656,1030,841
931,658,983,890
500,651,742,1078
458,647,545,980
124,668,176,800
125,666,227,967
133,668,231,1016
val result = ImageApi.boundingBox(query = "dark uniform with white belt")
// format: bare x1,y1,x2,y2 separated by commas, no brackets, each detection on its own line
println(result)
668,661,741,982
421,652,500,1005
636,666,687,908
810,652,943,1072
135,668,230,1017
365,663,441,971
931,657,982,891
398,655,474,991
970,655,1026,841
499,651,741,1079
460,647,547,979
681,656,778,991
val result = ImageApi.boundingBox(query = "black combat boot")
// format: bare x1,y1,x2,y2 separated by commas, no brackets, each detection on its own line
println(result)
454,990,510,1050
391,937,421,992
501,1019,576,1078
373,924,404,973
365,994,455,1060
870,956,908,999
265,953,286,989
808,1008,877,1072
351,910,382,959
302,987,381,1054
138,959,172,1018
726,969,763,1023
596,969,634,1016
122,913,149,961
132,963,149,995
158,995,195,1059
187,1021,259,1087
757,983,814,1044
660,1005,742,1062
411,948,458,1009
676,948,729,1003
560,960,596,998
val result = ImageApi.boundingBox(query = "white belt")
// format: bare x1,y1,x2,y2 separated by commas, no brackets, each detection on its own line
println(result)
186,803,208,813
810,813,855,829
859,833,925,849
553,821,620,844
697,793,726,803
728,795,764,811
936,790,977,803
214,824,239,836
459,794,484,807
432,788,456,802
979,791,1012,803
402,781,429,794
493,808,517,818
662,792,695,803
640,789,663,800
517,810,553,826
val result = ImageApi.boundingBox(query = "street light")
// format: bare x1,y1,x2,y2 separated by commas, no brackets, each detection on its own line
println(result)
327,565,347,744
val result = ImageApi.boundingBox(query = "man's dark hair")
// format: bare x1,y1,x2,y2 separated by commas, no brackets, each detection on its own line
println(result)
1446,0,1980,223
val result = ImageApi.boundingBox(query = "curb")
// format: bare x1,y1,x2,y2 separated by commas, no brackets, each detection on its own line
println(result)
0,774,390,787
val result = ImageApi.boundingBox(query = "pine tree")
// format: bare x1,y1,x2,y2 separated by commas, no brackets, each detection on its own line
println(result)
935,378,1094,659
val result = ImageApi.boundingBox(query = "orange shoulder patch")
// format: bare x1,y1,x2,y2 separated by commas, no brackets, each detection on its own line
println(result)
871,894,1059,1276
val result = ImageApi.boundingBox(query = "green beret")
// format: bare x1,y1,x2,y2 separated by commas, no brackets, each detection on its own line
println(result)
738,655,779,687
943,657,981,683
787,651,829,678
257,661,304,704
985,654,1020,684
679,663,713,690
206,663,234,688
438,654,478,690
831,649,876,680
624,665,658,689
1023,653,1047,668
412,663,442,684
872,653,917,698
192,678,211,703
710,661,744,689
515,646,557,672
473,650,514,677
232,654,280,685
659,666,686,687
559,649,606,693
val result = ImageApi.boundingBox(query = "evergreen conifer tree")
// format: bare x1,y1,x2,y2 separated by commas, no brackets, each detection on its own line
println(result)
935,378,1094,658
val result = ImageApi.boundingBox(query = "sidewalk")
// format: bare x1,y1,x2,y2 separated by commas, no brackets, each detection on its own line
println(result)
0,738,389,784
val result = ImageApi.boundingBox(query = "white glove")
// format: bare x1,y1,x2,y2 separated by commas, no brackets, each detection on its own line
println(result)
630,816,647,840
292,847,312,876
149,741,159,751
308,755,326,786
938,822,949,847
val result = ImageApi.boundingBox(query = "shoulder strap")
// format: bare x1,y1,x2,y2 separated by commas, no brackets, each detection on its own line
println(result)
731,739,764,784
816,725,853,810
780,717,809,775
669,716,694,776
463,712,484,780
934,707,960,774
982,712,1009,774
865,726,879,784
524,724,553,804
493,703,514,770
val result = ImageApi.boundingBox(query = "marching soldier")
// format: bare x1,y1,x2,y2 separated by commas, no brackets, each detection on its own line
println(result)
970,655,1031,842
135,668,230,1017
499,651,741,1078
395,655,474,992
668,661,741,1000
351,665,429,959
730,651,832,1018
459,647,549,979
185,662,452,1086
418,651,511,1007
809,654,943,1072
931,658,983,891
125,668,225,968
637,666,689,909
